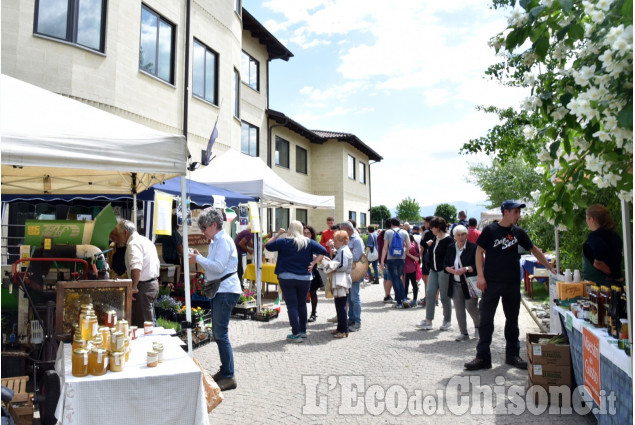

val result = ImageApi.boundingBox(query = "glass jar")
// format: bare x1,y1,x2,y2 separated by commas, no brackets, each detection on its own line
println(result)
110,351,125,372
92,334,103,349
117,319,129,337
72,348,89,377
111,331,125,352
144,321,153,335
147,351,159,368
589,285,600,326
81,314,99,341
78,303,93,324
88,347,109,376
600,286,611,331
123,337,131,362
152,342,164,363
106,310,117,328
99,327,111,351
72,338,87,351
130,326,138,340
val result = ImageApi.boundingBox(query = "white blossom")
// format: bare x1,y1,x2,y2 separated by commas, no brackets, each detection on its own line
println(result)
551,106,569,120
612,37,631,54
602,115,618,132
590,10,606,24
573,65,596,86
538,149,552,162
605,25,625,46
593,175,611,188
523,71,537,86
530,189,542,201
523,125,538,139
605,172,622,187
593,130,612,142
585,155,603,173
557,224,568,231
618,190,633,202
596,0,615,11
523,52,538,66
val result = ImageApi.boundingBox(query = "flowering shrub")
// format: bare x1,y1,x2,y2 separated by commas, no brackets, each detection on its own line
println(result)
238,289,256,304
465,0,632,228
182,305,204,321
154,295,183,313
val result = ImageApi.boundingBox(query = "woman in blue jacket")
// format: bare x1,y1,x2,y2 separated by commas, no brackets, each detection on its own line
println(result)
266,220,328,342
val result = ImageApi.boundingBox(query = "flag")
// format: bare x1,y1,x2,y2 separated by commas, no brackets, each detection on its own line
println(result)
272,295,281,313
202,115,219,166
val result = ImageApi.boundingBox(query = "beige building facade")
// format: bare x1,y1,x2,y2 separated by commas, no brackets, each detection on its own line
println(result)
1,0,382,232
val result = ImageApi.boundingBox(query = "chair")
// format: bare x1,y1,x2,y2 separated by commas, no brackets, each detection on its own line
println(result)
527,267,550,299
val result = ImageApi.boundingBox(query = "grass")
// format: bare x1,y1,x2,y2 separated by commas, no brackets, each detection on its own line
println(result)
521,279,550,303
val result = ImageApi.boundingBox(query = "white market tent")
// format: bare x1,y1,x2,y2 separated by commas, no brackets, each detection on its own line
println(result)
191,149,335,308
0,74,199,354
479,207,502,228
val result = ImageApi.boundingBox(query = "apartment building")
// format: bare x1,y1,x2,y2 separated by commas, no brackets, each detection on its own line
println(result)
1,0,382,231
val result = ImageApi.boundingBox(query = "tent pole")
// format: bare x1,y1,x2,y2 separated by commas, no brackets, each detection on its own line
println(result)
620,199,632,361
256,199,263,311
554,227,561,274
181,176,193,357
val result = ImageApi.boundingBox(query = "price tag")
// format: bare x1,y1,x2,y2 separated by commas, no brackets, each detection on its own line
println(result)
534,364,543,375
533,345,542,356
566,314,573,331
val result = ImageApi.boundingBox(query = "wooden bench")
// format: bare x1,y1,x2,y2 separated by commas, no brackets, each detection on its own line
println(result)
1,375,33,425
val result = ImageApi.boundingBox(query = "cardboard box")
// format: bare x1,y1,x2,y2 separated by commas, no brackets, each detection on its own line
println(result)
527,376,572,407
529,362,572,387
556,281,589,300
526,333,571,365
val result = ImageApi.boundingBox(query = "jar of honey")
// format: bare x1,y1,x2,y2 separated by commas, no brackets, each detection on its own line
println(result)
110,351,125,372
147,351,159,368
88,347,109,376
144,321,153,335
130,326,138,340
92,334,103,349
99,327,111,351
118,320,129,337
72,338,87,351
81,314,99,341
78,303,93,325
152,342,164,363
123,337,131,362
111,331,125,352
106,310,117,328
72,348,89,377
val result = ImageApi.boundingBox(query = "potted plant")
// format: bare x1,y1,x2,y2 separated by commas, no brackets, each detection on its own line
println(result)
252,308,279,322
236,289,256,309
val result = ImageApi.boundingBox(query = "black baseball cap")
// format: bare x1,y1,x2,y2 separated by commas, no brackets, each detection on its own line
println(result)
501,200,526,213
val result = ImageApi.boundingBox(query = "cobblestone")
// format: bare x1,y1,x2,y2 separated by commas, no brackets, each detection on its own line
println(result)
194,282,597,424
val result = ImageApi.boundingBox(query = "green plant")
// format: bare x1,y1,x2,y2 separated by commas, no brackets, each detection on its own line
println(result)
238,289,256,304
434,203,457,223
156,317,181,332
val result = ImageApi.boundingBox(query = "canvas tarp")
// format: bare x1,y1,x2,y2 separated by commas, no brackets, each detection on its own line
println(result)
0,74,187,194
190,149,335,209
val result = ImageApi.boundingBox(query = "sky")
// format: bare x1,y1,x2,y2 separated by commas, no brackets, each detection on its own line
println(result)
243,0,529,211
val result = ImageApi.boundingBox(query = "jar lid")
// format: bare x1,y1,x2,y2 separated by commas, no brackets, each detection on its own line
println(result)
73,348,89,355
119,319,128,324
91,347,107,353
98,327,110,332
147,351,158,357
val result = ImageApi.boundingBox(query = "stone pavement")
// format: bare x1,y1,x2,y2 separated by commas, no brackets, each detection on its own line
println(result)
194,282,598,424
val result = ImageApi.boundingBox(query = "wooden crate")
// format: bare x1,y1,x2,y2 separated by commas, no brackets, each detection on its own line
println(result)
1,376,33,425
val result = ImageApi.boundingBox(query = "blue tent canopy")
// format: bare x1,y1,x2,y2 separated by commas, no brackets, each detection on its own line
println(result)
1,177,254,207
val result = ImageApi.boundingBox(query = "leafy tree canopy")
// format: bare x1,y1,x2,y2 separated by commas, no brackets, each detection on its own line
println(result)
434,203,457,223
396,197,421,222
370,205,392,228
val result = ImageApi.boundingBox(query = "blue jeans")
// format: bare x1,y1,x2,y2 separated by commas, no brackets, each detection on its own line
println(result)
347,280,362,324
386,259,405,304
211,292,240,379
279,278,311,335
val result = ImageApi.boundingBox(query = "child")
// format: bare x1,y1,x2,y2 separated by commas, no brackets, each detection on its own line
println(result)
324,230,353,338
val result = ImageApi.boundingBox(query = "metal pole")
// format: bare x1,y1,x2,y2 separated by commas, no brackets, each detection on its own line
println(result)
554,227,561,274
620,199,632,364
180,176,193,357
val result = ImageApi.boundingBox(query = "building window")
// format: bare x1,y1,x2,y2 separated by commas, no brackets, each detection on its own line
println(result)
348,155,356,180
358,162,366,184
275,208,289,230
34,0,107,52
296,209,308,226
275,136,289,168
192,39,218,104
360,213,367,227
296,146,307,174
235,0,241,15
139,5,175,84
349,211,356,221
241,51,259,91
233,68,240,118
241,121,258,157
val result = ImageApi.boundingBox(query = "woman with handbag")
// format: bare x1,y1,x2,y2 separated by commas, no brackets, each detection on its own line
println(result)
365,225,380,284
323,230,353,338
266,221,328,342
444,225,480,342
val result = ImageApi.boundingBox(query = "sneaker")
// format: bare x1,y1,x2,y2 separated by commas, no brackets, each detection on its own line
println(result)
300,331,308,338
349,322,361,332
383,296,394,303
394,303,404,309
333,332,348,338
308,315,316,323
505,355,528,369
440,321,453,331
216,377,238,391
474,329,479,339
327,315,338,323
415,319,433,330
455,334,470,342
286,334,303,343
464,357,492,371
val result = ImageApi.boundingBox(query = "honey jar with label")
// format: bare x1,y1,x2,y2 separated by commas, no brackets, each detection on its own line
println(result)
111,331,125,352
147,351,159,368
88,347,109,376
81,314,99,341
72,348,89,377
99,327,111,351
105,310,117,328
110,351,125,372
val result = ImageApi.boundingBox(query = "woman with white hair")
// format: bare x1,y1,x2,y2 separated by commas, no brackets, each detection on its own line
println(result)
266,220,328,342
444,224,480,342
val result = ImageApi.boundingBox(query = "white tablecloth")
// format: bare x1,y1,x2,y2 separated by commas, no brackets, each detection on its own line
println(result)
54,330,209,425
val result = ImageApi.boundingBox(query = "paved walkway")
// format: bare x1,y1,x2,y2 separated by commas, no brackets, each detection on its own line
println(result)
195,281,597,424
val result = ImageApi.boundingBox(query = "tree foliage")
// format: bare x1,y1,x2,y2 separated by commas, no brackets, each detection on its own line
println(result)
370,205,392,227
468,157,544,208
434,203,457,223
464,0,633,230
395,197,421,222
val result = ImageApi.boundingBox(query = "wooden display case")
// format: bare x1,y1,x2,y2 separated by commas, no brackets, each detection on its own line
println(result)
55,279,132,341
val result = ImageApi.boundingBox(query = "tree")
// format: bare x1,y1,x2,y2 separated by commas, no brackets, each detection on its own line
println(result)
434,203,457,223
463,0,633,229
370,205,391,228
395,197,421,222
468,157,544,208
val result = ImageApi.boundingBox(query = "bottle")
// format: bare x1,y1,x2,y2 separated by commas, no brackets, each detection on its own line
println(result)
573,269,581,282
589,286,600,326
600,286,611,331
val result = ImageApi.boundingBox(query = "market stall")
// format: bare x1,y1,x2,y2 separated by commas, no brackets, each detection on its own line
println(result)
191,149,335,309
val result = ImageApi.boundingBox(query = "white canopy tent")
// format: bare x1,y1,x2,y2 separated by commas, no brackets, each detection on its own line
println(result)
191,149,335,308
0,74,198,354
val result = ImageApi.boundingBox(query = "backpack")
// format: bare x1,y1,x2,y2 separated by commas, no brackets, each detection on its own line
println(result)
388,230,404,257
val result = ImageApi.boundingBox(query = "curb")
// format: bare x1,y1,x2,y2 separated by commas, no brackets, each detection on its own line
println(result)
521,295,549,333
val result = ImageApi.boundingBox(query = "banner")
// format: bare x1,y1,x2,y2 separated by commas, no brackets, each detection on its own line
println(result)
583,326,601,407
154,190,174,236
248,201,261,233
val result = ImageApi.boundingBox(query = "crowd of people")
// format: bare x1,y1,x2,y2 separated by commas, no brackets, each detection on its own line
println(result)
108,200,622,392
